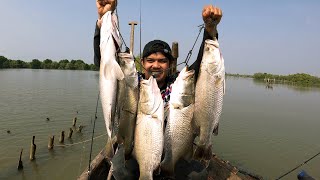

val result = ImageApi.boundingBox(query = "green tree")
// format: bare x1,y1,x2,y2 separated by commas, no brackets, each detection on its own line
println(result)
42,59,53,69
0,56,8,68
31,59,42,69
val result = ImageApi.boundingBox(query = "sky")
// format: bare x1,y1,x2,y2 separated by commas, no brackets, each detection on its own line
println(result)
0,0,319,76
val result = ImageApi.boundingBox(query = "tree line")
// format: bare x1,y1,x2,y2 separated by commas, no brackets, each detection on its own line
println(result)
253,72,320,87
0,56,98,71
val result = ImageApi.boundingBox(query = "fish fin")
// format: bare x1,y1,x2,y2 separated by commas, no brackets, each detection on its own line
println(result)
105,136,115,159
213,123,219,136
223,78,226,95
103,61,124,81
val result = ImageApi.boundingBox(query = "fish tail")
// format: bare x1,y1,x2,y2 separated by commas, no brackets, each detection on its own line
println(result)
193,144,213,162
160,159,175,177
193,144,206,161
139,171,153,180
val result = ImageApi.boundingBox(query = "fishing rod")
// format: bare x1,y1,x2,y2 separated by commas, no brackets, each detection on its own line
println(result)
275,150,320,179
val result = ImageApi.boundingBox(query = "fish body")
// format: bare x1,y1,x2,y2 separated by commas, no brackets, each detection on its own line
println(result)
161,67,195,176
134,76,164,180
117,52,139,158
99,11,123,157
193,38,225,161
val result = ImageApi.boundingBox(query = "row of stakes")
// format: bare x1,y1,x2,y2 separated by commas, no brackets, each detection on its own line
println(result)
18,117,85,170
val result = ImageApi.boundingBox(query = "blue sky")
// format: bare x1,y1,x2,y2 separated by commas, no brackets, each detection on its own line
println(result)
0,1,319,76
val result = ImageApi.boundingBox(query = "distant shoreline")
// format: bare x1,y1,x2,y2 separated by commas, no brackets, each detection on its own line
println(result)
227,73,320,87
2,56,319,88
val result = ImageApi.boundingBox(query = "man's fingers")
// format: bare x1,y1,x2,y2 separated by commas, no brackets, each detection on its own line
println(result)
97,0,107,6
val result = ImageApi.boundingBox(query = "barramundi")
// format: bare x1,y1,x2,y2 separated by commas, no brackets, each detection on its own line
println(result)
116,52,139,159
133,76,164,180
161,66,195,176
193,38,225,162
99,11,123,158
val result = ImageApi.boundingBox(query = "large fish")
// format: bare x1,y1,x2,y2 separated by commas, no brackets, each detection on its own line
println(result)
161,67,195,176
133,76,164,180
99,11,123,158
116,52,139,159
193,38,225,162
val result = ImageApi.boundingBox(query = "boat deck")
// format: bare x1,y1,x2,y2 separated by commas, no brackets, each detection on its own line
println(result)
78,147,263,180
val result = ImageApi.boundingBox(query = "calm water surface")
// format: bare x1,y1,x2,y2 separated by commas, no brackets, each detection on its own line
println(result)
0,69,319,180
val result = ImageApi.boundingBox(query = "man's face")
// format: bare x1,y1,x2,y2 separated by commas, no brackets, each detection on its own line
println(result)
142,52,170,86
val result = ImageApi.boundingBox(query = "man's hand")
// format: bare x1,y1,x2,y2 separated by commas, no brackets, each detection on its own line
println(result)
202,5,222,37
96,0,117,28
96,0,117,19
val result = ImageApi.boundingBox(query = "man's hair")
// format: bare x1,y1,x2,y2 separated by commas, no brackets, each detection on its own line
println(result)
142,40,173,61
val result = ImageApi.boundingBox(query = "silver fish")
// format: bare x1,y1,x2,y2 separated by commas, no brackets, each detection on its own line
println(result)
116,52,139,159
193,38,225,161
99,11,124,158
133,76,164,180
161,66,195,176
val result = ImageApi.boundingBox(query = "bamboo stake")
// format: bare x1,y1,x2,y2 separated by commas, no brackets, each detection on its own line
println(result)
17,148,23,170
48,136,54,150
59,131,65,143
29,136,36,161
72,117,77,127
68,128,73,138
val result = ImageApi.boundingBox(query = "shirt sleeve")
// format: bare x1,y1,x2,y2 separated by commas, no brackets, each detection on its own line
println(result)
93,21,101,67
189,30,218,81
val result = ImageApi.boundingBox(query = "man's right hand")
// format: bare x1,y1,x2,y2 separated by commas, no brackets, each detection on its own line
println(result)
96,0,117,28
96,0,117,19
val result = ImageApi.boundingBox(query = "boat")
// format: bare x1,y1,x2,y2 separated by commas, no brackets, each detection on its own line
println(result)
78,145,263,180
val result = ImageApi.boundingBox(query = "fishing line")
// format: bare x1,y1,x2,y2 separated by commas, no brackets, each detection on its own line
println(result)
87,91,100,176
139,0,142,58
275,150,320,179
184,24,205,66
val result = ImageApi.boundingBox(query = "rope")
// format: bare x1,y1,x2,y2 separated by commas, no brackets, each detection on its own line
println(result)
275,151,320,179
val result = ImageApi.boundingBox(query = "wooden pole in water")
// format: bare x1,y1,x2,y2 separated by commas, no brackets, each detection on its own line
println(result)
72,117,77,127
68,128,73,138
29,136,36,161
48,136,54,150
59,131,65,143
17,148,23,170
171,42,179,75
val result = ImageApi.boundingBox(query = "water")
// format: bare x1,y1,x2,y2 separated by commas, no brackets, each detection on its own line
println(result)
1,69,319,180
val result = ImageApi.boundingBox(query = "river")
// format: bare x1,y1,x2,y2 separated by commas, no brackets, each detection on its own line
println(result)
0,69,319,180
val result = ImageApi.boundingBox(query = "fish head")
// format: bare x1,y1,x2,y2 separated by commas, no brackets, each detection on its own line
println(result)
171,66,195,106
139,76,162,115
203,39,222,74
118,52,137,77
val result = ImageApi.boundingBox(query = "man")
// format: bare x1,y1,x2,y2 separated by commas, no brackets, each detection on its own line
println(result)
94,0,222,105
